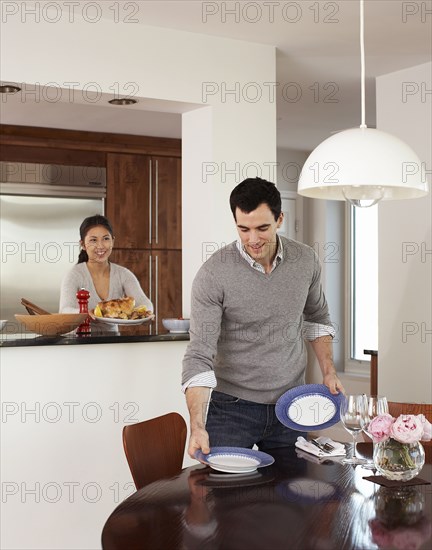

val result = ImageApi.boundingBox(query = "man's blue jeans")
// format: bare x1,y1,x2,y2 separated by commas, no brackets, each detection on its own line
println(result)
206,391,305,451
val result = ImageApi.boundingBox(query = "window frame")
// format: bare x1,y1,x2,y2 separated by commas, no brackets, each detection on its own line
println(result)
343,203,375,376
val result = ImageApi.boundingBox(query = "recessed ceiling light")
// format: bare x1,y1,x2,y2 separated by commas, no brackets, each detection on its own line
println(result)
0,85,21,94
108,98,138,106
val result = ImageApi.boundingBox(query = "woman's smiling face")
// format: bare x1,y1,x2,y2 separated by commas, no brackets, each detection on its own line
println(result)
81,225,114,264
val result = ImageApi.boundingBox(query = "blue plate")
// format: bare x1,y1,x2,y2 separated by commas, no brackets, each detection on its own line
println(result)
275,384,345,431
194,447,275,473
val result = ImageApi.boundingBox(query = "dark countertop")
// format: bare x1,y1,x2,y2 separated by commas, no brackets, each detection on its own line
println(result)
0,332,190,348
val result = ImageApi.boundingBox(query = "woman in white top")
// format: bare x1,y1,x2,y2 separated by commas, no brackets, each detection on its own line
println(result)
59,214,153,333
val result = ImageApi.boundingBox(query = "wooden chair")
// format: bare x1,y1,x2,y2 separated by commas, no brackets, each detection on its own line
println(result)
388,402,432,433
364,349,378,397
123,412,187,490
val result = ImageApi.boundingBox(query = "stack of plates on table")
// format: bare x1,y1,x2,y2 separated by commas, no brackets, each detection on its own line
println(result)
194,447,274,474
204,470,275,488
275,384,345,431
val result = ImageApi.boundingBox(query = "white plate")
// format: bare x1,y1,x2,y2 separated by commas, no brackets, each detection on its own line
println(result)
168,330,189,334
208,456,259,474
92,314,155,326
195,447,275,474
275,384,344,431
203,471,275,487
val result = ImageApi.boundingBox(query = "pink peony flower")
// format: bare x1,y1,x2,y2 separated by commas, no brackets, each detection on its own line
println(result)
391,415,424,444
369,519,393,547
370,518,431,550
368,414,394,443
418,414,432,442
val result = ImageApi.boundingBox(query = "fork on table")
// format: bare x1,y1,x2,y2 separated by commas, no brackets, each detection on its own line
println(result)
310,439,335,453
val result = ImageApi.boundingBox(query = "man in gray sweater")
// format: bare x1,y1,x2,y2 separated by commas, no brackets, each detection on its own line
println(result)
182,177,344,458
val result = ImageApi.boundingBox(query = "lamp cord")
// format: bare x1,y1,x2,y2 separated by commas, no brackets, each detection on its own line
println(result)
360,0,367,128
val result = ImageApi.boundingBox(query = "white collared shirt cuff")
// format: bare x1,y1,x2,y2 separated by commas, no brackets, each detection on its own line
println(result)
182,371,217,393
303,322,335,341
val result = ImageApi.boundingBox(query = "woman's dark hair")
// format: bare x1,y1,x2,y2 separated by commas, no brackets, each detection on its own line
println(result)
229,177,282,221
78,215,114,264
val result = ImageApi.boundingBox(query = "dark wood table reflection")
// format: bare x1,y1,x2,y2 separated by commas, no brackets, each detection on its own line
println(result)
102,444,432,550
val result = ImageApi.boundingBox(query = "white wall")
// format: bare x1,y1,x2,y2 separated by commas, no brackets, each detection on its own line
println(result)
0,14,277,317
276,148,309,242
0,342,191,550
303,198,346,378
276,148,308,192
376,62,432,402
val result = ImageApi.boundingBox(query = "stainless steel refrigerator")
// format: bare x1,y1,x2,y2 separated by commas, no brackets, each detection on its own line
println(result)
0,162,105,332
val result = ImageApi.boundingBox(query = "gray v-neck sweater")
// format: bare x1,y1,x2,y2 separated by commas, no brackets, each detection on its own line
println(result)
182,237,332,404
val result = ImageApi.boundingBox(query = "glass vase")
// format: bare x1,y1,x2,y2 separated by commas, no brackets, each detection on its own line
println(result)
374,486,425,527
373,439,425,481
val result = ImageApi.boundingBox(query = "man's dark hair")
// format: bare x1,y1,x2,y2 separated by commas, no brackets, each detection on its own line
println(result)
229,177,281,221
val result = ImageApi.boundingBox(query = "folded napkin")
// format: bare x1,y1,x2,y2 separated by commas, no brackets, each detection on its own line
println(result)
295,449,334,464
295,436,346,458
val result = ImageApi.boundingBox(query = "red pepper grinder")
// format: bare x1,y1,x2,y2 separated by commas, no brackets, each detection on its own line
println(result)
76,288,91,336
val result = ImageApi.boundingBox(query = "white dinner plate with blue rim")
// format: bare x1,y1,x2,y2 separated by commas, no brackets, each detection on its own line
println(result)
194,447,275,474
275,384,345,431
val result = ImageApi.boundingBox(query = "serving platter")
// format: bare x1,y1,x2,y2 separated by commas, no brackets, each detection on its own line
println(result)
92,314,155,326
195,446,274,474
275,384,345,431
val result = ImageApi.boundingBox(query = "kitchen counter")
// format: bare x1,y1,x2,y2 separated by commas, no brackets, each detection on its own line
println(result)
1,336,193,550
0,332,190,347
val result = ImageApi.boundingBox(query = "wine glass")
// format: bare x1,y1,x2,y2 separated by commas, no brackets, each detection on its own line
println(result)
363,396,389,439
340,394,368,464
361,395,389,469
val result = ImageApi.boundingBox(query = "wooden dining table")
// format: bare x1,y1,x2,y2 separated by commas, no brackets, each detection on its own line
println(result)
102,444,432,550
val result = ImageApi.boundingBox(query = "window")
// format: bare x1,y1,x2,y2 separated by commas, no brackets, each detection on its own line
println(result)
349,204,378,361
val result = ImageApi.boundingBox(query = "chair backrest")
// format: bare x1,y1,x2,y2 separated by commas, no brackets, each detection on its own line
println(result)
364,349,378,396
123,412,187,490
388,402,432,447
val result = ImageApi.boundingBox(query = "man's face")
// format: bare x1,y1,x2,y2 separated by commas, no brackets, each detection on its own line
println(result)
235,203,283,267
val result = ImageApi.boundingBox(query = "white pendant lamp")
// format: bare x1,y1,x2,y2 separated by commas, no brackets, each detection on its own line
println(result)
297,0,429,208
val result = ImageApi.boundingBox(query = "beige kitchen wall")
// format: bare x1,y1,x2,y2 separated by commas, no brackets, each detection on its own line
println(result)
377,62,432,403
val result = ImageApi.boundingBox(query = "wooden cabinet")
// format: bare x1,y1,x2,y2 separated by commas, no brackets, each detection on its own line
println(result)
110,249,182,335
150,156,182,250
106,154,150,248
147,250,182,334
106,154,181,250
107,153,182,334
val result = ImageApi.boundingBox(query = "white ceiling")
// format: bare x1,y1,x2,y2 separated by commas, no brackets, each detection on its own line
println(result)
1,0,431,152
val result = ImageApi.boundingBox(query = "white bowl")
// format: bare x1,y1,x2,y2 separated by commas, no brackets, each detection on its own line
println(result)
162,318,190,333
0,320,7,331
